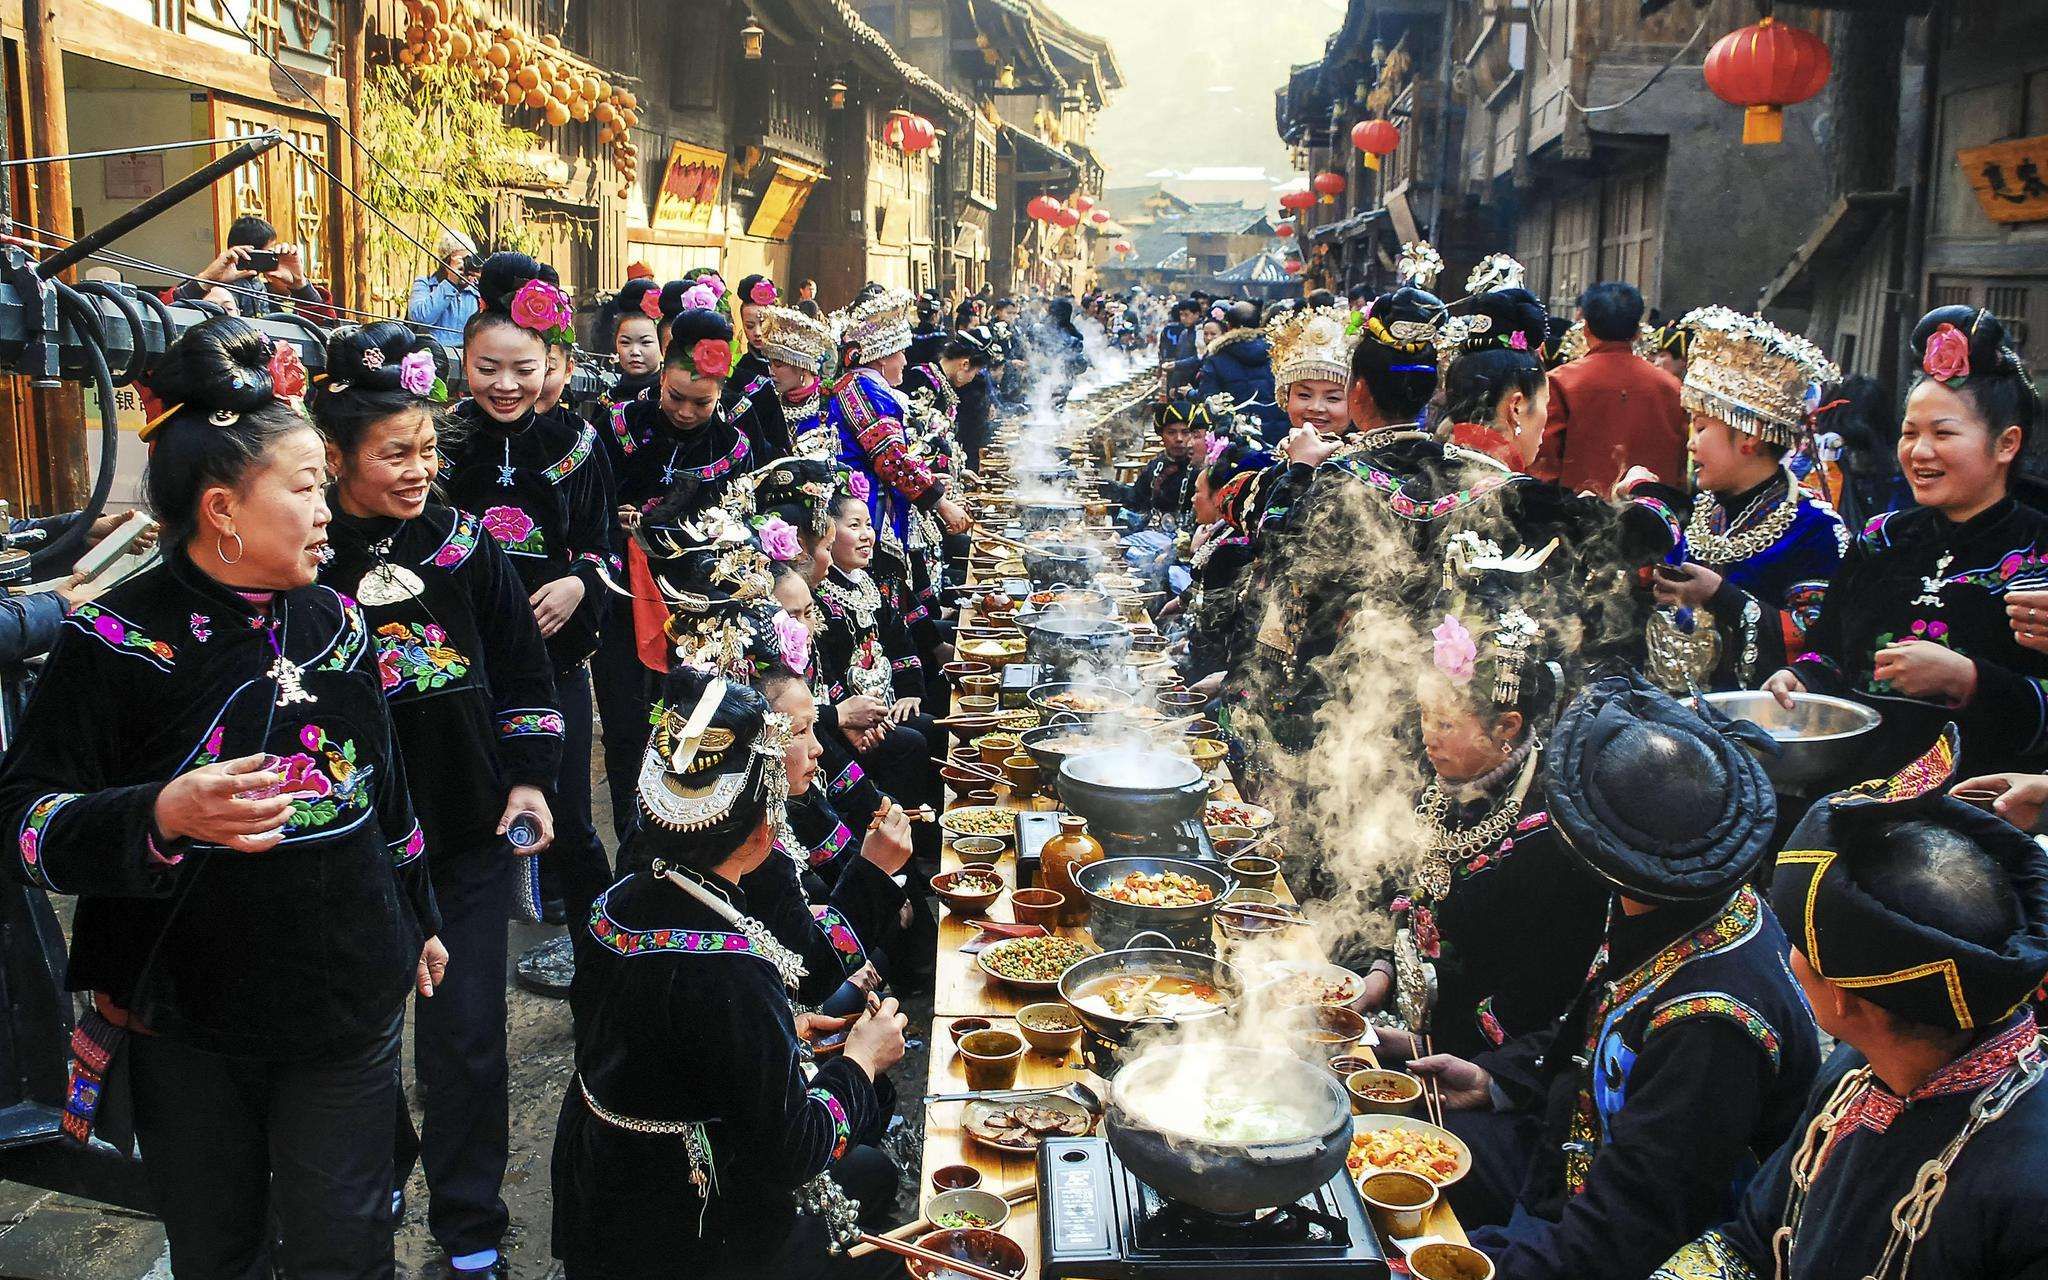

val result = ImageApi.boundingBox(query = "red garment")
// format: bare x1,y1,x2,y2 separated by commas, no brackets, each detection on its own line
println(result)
625,540,670,674
1448,421,1521,469
1534,338,1688,494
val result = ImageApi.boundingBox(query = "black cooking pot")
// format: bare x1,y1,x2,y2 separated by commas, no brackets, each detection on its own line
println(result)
1026,681,1136,725
1072,856,1233,953
1106,1045,1354,1215
1056,748,1208,846
1022,614,1132,673
1057,933,1240,1049
1021,540,1106,588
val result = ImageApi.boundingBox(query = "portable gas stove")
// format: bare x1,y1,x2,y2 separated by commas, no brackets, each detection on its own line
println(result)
1038,1137,1388,1278
1091,819,1216,864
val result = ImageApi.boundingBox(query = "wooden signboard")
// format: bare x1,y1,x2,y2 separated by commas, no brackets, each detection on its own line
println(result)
651,141,726,234
745,157,826,242
1958,134,2048,225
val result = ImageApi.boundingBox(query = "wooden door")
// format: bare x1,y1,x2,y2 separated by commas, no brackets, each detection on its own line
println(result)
208,96,341,299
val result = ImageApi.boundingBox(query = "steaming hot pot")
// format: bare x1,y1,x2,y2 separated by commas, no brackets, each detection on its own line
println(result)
1056,748,1208,847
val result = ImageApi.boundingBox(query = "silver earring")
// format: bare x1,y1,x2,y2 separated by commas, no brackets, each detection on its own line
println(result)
217,530,244,566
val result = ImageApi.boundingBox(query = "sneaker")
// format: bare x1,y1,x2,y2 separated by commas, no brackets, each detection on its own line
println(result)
448,1251,507,1279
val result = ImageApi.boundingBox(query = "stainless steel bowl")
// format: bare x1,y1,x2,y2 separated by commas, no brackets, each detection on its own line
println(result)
1699,691,1883,792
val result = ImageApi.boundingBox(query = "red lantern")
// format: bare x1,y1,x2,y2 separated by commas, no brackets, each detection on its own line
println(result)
896,114,930,153
1283,259,1304,276
1113,240,1132,257
1312,171,1346,204
1054,206,1081,229
1075,195,1095,213
1351,118,1400,171
1703,17,1830,145
1026,195,1059,221
884,109,910,150
1275,222,1296,239
1089,210,1111,225
1278,189,1315,212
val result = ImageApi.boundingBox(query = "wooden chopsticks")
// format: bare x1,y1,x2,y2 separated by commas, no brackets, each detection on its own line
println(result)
846,1183,1037,1260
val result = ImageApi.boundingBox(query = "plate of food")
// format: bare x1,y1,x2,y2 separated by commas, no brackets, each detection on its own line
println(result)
1254,960,1366,1010
940,805,1018,842
1096,867,1220,908
962,1095,1095,1151
976,934,1097,991
1347,1114,1472,1187
1204,799,1274,833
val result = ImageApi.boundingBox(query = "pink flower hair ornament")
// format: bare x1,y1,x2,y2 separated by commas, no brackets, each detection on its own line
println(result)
773,610,811,672
679,283,721,313
398,349,446,402
846,471,872,501
1431,613,1478,684
267,341,310,403
748,279,779,306
509,279,575,345
755,515,801,562
689,338,733,380
1922,322,1971,383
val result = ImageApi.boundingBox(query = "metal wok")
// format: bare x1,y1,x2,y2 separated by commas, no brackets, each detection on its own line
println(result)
1056,933,1241,1048
1071,856,1234,953
1056,748,1208,844
1105,1044,1353,1214
1020,540,1106,588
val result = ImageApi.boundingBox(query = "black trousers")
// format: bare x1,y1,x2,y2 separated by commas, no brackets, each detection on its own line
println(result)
853,716,941,869
130,1016,403,1280
394,846,513,1258
589,598,651,847
547,664,613,939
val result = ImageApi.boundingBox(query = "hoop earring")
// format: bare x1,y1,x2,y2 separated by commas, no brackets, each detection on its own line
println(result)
217,529,245,566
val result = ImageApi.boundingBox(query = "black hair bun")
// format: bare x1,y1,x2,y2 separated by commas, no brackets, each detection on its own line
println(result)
143,314,277,416
668,308,734,353
476,252,546,314
1364,286,1448,343
1912,305,2015,375
323,320,440,393
657,280,692,321
615,278,659,316
1466,287,1548,353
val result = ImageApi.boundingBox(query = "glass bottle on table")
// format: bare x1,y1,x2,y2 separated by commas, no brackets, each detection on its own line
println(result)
1041,814,1103,927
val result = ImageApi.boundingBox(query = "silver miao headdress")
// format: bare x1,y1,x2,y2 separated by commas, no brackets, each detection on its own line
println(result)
1396,240,1444,291
637,677,793,834
830,288,915,361
1464,253,1526,296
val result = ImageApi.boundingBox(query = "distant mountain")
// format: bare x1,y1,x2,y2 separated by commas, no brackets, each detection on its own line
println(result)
1040,0,1345,192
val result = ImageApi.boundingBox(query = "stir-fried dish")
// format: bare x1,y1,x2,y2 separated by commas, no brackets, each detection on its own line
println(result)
982,936,1093,982
1070,973,1225,1019
1099,869,1216,907
1348,1127,1464,1183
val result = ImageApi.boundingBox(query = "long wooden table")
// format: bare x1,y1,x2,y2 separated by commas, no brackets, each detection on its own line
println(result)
913,772,1465,1275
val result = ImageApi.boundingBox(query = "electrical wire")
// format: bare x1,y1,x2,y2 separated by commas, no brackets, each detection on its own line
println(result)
274,135,446,278
1524,0,1713,116
0,134,267,168
208,2,483,265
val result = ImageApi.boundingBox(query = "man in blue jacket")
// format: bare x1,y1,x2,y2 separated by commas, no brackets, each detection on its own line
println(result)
407,230,480,345
1196,300,1285,443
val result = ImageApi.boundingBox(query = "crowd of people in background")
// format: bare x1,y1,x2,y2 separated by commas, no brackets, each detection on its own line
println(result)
6,230,2048,1280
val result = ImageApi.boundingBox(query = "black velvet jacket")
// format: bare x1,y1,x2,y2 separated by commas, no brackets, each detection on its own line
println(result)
322,504,561,854
0,549,434,1057
602,397,754,517
551,868,885,1275
442,402,615,674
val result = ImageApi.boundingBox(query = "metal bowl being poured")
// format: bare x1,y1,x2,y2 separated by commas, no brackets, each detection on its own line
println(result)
1699,691,1882,792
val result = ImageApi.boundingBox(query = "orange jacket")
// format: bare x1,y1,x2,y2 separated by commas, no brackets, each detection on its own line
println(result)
1533,339,1689,494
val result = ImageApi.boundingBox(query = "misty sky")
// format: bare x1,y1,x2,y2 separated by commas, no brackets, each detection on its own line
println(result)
1041,0,1349,187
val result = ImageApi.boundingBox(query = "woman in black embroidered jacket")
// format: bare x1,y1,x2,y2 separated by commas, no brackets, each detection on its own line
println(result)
442,254,615,940
313,320,562,1276
0,316,440,1279
552,671,907,1279
1768,306,2048,782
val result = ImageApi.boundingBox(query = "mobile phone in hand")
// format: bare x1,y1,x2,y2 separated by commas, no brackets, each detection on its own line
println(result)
243,249,282,273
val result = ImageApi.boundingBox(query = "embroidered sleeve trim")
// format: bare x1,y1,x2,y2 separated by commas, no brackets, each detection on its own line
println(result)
499,709,567,738
543,425,598,484
608,404,638,456
1646,991,1783,1069
810,904,867,970
64,604,176,671
829,761,865,795
588,904,763,961
1649,1231,1761,1280
315,593,369,672
806,1086,853,1162
18,792,79,890
387,821,426,870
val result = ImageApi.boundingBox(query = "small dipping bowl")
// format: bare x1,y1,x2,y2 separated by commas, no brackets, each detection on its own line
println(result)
1226,853,1280,891
924,1186,1012,1235
1360,1169,1439,1239
1409,1241,1496,1280
908,1228,1027,1280
1003,753,1042,799
957,1029,1027,1091
1953,786,2005,813
1016,1001,1083,1056
952,836,1008,863
943,764,994,794
943,660,993,685
1347,1068,1424,1117
961,673,1000,700
1156,689,1207,714
929,1163,983,1194
1010,887,1065,929
963,788,999,808
1183,738,1229,770
1328,1055,1377,1079
958,695,1000,718
947,1018,992,1045
1224,887,1280,909
1285,1005,1367,1064
976,733,1020,769
931,867,1005,919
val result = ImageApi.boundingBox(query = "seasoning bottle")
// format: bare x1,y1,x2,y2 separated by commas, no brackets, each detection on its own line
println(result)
1040,815,1103,927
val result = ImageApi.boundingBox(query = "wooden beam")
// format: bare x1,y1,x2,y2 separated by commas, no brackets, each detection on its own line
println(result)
23,0,85,510
341,0,368,317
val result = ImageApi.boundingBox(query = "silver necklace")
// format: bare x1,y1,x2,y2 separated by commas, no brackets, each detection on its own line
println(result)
1413,750,1538,899
497,437,516,488
1685,476,1799,566
653,861,808,992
